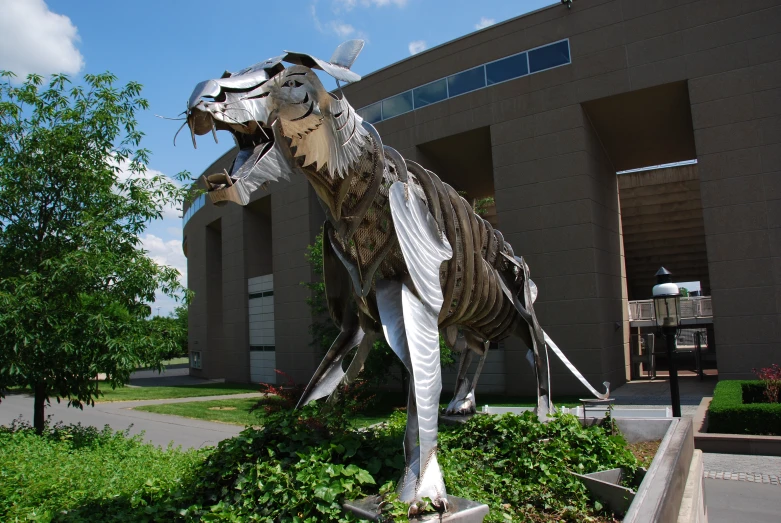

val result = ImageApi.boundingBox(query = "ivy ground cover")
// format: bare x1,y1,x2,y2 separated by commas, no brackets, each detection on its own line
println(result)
1,409,641,522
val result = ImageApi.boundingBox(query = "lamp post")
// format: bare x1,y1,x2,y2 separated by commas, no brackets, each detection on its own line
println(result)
652,267,682,417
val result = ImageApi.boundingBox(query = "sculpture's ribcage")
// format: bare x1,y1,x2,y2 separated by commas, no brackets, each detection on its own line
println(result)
328,144,520,342
405,166,521,342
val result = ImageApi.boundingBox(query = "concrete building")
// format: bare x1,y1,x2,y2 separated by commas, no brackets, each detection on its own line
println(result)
182,0,781,395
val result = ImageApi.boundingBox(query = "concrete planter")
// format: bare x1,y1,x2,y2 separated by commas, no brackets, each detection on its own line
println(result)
693,397,781,456
569,466,646,516
445,412,705,522
619,417,706,523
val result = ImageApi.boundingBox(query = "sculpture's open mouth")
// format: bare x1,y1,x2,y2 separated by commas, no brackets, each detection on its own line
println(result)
201,120,276,192
187,101,291,206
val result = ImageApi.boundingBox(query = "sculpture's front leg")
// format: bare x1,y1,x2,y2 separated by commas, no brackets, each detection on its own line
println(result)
377,279,447,509
374,180,453,511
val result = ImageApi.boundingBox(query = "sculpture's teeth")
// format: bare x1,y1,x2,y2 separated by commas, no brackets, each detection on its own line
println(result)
200,174,212,191
191,125,197,149
211,120,219,144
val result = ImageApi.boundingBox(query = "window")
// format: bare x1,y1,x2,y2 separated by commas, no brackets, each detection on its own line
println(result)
359,102,382,124
381,91,414,119
528,40,570,73
414,79,448,109
447,66,486,97
354,39,572,122
183,194,205,227
486,53,528,85
190,351,202,369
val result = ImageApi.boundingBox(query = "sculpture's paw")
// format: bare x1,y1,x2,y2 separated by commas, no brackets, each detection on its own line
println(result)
399,453,448,516
407,496,448,517
535,396,556,423
444,385,476,416
444,397,476,416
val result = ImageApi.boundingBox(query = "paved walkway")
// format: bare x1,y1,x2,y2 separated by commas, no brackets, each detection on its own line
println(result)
702,453,781,485
704,478,781,523
609,375,716,417
1,382,262,449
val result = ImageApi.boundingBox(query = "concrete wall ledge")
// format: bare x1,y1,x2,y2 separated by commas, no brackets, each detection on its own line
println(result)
623,417,698,523
693,397,781,456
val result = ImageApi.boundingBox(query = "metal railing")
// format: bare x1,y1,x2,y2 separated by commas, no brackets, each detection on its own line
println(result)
628,296,712,322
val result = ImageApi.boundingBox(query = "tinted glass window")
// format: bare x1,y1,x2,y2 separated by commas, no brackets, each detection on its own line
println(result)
486,53,528,85
359,102,383,124
447,66,486,97
528,41,570,73
414,79,447,109
381,91,413,119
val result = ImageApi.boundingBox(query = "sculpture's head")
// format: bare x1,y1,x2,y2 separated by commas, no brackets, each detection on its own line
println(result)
186,40,369,206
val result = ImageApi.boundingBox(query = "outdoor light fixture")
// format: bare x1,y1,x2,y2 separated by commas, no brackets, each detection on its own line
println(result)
652,267,681,328
652,267,682,417
561,0,573,8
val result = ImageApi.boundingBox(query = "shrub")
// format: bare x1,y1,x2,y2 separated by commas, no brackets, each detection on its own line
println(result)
0,420,204,522
1,411,641,522
709,380,781,436
752,364,781,403
180,410,637,522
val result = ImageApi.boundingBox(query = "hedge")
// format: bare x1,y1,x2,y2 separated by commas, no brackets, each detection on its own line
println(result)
708,380,781,436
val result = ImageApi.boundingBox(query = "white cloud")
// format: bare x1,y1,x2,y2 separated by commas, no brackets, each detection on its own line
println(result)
0,0,84,79
141,233,187,286
408,40,427,55
312,2,366,39
311,3,325,33
475,17,496,30
142,231,187,316
329,21,356,38
334,0,407,11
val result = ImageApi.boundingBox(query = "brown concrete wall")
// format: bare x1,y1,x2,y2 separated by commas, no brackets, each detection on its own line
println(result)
271,178,323,385
184,0,781,387
341,0,781,388
487,106,627,395
687,30,781,378
244,199,273,280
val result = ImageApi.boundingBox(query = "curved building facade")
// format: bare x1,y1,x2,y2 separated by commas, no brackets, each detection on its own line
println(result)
183,0,781,394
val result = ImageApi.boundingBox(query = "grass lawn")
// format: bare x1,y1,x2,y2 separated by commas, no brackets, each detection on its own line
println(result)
3,382,260,402
132,391,584,427
136,398,265,425
96,382,261,402
135,397,386,428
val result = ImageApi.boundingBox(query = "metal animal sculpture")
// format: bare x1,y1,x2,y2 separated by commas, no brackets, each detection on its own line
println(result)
185,40,608,511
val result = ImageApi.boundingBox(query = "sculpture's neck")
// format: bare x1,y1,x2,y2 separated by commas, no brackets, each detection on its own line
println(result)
300,134,383,241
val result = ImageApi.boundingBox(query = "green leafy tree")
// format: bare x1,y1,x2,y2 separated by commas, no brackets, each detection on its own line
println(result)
0,72,187,432
148,304,189,360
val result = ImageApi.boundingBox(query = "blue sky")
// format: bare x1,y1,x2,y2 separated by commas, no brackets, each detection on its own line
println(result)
0,0,556,314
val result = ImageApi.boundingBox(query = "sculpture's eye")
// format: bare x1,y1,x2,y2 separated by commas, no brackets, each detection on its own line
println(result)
285,80,303,88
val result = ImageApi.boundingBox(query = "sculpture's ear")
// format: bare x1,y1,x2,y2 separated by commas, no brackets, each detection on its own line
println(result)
330,40,364,70
282,40,364,83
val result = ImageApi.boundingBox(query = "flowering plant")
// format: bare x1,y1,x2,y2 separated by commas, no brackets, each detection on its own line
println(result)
752,364,781,403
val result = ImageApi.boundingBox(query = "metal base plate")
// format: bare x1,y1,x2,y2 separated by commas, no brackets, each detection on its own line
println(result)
343,495,489,522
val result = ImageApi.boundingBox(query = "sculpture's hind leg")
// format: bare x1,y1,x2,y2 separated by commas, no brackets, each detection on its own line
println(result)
498,265,553,421
513,320,552,419
445,334,489,416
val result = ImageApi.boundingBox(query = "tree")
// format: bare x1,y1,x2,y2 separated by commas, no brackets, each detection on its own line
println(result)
148,304,189,360
0,72,187,432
